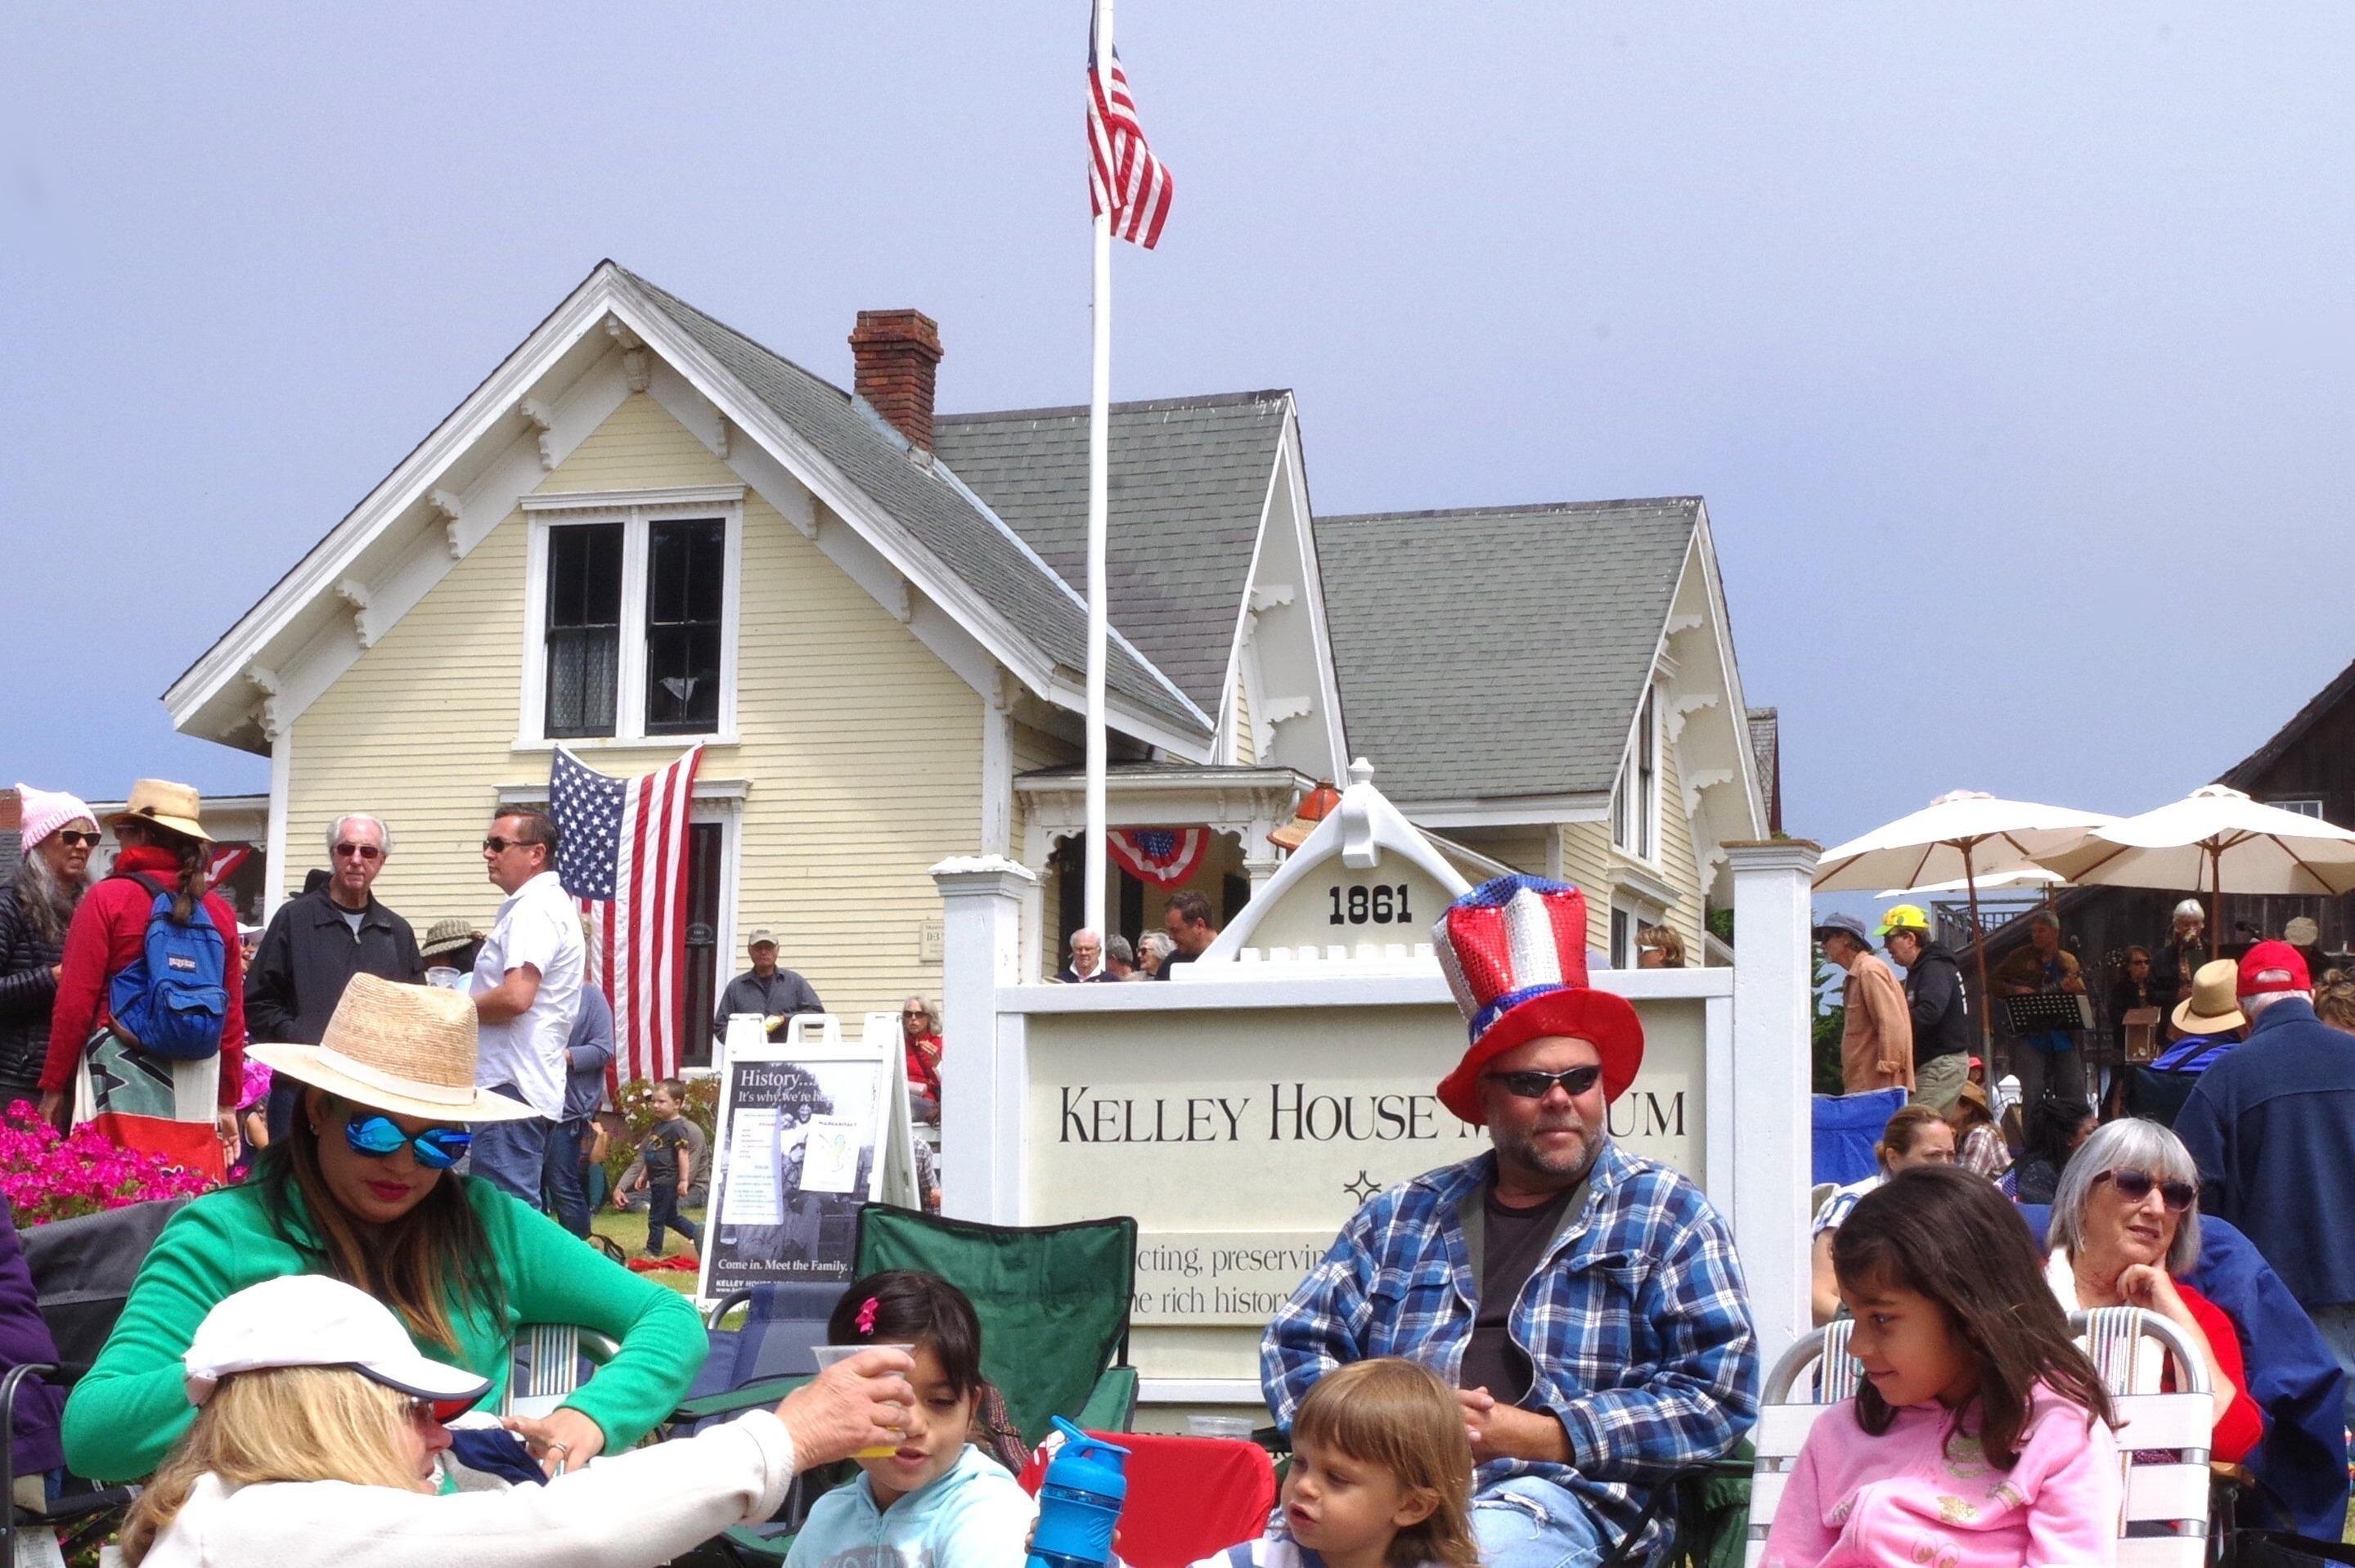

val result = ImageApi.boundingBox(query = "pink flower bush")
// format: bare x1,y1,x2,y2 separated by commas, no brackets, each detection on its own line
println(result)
0,1101,218,1226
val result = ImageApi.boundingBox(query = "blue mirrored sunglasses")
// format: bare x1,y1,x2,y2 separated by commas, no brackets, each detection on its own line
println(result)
342,1112,472,1170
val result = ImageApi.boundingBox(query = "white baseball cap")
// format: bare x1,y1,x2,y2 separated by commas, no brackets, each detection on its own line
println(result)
183,1275,491,1412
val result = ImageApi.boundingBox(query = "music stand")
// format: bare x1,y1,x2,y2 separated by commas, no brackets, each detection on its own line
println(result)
2001,991,2094,1036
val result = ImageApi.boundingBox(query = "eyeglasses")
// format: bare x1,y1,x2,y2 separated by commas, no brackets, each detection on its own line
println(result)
481,836,528,854
903,1011,928,1020
2097,1168,2196,1212
1485,1066,1604,1101
342,1112,473,1170
333,842,384,860
56,830,103,849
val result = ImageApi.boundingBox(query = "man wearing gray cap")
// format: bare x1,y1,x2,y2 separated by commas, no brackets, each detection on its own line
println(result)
1814,911,1913,1094
712,928,825,1047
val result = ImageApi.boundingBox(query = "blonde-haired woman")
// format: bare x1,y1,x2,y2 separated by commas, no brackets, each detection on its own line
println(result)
122,1275,914,1566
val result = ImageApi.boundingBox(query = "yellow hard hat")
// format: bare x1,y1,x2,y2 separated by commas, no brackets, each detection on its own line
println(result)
1879,904,1930,937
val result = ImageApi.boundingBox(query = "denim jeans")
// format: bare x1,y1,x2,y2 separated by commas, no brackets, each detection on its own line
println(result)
2309,1302,2355,1432
647,1180,702,1256
542,1117,592,1238
1470,1475,1615,1568
466,1085,551,1210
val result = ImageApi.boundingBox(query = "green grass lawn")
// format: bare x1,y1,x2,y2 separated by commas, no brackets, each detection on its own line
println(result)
590,1203,707,1294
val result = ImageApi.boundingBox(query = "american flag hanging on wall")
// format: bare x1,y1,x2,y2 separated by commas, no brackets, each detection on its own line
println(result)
1106,826,1208,888
550,744,703,1082
1087,21,1174,248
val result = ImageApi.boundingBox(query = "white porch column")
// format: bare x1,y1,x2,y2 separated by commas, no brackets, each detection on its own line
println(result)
1724,837,1821,1366
931,855,1036,1225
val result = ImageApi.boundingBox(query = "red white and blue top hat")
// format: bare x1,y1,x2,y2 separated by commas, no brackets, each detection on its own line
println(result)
1432,874,1644,1123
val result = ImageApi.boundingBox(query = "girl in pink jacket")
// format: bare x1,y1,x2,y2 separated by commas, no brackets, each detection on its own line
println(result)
1763,1167,2122,1568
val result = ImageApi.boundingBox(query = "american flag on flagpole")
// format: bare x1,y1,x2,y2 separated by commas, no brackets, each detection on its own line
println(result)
549,744,703,1083
1087,20,1174,249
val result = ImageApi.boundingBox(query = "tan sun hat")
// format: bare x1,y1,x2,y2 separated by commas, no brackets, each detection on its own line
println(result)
2171,957,2246,1036
247,973,537,1122
111,779,212,843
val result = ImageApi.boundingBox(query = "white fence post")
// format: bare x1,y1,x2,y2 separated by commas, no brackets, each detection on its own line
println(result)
1725,838,1822,1365
930,856,1036,1224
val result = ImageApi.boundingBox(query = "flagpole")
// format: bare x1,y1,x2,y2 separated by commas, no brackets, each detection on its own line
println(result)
1083,0,1115,944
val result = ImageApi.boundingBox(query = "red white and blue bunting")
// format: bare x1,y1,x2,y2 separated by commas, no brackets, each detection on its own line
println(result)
1106,827,1208,888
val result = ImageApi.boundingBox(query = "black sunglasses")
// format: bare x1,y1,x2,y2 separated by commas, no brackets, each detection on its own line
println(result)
333,842,384,860
1485,1066,1604,1101
2097,1168,2196,1212
482,836,530,854
56,830,103,848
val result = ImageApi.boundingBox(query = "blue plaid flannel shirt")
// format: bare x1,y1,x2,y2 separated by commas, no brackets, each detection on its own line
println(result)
1261,1141,1758,1547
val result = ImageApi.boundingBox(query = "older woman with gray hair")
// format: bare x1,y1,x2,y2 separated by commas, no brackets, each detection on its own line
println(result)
2043,1116,2263,1461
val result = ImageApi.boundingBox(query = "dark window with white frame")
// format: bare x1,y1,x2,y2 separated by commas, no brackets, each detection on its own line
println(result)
2271,797,2326,819
1612,685,1660,860
526,492,740,745
545,523,625,738
645,519,726,735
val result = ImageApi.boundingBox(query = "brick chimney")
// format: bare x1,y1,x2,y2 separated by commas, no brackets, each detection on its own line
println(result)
848,309,944,452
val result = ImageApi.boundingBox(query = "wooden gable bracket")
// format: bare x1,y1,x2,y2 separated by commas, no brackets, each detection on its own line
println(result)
1247,582,1296,613
604,317,651,393
245,665,284,743
1667,689,1719,743
426,489,465,560
517,398,557,469
1261,694,1314,727
1683,766,1737,822
334,577,378,649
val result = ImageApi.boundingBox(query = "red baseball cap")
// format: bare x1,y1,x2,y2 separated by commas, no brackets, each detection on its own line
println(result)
2237,940,2312,996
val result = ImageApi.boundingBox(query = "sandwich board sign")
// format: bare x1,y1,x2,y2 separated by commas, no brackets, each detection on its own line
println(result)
696,1011,919,1305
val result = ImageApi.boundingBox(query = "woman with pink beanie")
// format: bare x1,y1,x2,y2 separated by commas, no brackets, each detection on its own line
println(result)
0,784,100,1113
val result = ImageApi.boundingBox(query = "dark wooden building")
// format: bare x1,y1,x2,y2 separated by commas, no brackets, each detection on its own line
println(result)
1969,657,2355,1078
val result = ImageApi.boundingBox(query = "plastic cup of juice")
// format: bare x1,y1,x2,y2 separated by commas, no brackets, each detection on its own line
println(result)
811,1342,915,1458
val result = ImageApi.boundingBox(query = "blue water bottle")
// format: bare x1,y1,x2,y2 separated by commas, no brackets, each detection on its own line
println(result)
1027,1417,1129,1568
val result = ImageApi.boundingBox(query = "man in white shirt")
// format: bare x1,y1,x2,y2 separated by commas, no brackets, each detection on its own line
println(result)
468,808,585,1208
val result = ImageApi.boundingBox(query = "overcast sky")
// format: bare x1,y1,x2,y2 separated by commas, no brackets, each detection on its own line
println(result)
7,4,2353,864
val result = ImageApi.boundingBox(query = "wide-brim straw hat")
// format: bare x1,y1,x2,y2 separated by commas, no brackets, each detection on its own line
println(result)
248,973,537,1123
111,778,212,843
2170,957,2246,1036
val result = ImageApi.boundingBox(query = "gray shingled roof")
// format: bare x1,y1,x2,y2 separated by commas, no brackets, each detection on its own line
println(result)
1746,707,1781,833
933,393,1288,716
1315,500,1698,802
617,269,1210,740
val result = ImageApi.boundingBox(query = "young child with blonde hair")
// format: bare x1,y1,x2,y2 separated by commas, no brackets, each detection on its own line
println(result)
1198,1358,1477,1568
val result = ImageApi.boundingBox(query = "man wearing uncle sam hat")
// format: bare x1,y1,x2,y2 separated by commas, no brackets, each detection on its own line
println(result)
1261,875,1757,1568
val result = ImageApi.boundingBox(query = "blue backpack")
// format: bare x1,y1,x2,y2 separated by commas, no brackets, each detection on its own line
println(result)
106,872,228,1060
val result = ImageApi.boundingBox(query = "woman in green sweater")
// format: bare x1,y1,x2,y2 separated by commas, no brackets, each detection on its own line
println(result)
65,973,703,1484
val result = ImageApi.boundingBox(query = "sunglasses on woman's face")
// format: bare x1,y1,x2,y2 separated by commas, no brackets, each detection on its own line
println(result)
343,1112,473,1170
2097,1167,2196,1212
56,830,103,849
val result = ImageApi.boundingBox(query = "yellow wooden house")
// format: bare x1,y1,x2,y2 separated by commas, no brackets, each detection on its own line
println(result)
165,263,1770,1063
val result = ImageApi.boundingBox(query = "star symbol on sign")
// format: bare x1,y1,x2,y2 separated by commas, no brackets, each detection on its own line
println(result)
1342,1170,1379,1203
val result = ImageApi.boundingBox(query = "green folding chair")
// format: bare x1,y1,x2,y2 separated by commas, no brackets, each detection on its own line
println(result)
852,1205,1138,1444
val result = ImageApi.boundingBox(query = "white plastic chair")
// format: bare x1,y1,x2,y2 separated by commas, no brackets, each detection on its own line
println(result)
1743,1310,2214,1568
2068,1306,2216,1568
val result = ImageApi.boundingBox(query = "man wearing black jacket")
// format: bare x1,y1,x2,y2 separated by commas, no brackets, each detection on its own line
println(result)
246,813,424,1139
1881,904,1971,1112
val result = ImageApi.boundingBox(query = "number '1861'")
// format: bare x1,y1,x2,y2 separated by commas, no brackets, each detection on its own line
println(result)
1328,884,1413,925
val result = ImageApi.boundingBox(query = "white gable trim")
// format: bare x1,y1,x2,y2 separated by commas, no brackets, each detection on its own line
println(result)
1213,402,1348,780
166,263,1214,762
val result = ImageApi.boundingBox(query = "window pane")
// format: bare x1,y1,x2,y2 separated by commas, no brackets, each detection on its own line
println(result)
546,524,622,738
646,519,726,735
680,822,722,1069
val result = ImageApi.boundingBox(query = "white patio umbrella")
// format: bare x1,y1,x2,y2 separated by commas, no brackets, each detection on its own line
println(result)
1817,791,2117,1048
1876,867,2065,899
2035,784,2355,943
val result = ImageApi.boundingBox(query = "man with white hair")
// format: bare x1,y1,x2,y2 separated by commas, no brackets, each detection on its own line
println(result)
1056,928,1108,983
2151,898,2209,1018
245,812,423,1139
2176,940,2355,1426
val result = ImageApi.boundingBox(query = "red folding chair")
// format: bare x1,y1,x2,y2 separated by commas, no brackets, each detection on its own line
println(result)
1020,1431,1278,1568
